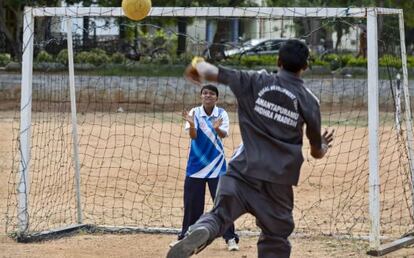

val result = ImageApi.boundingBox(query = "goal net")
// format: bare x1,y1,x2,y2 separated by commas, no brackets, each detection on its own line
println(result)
5,6,414,254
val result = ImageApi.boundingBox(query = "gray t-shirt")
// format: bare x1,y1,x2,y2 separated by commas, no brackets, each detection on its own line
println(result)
218,66,322,185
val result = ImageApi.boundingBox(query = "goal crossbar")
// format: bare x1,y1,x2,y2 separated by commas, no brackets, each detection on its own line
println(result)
28,6,402,18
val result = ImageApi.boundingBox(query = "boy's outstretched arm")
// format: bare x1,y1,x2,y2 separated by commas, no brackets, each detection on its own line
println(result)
184,57,219,84
310,129,335,159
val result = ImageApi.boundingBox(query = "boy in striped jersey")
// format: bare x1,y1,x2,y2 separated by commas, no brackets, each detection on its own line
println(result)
173,84,239,251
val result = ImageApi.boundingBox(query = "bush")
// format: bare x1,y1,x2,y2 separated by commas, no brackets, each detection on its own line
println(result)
407,56,414,68
347,57,367,67
75,51,91,64
240,55,262,67
152,30,167,47
74,50,110,66
226,55,276,67
379,54,402,68
35,50,53,63
88,49,110,66
311,58,328,67
0,53,11,66
339,54,354,67
171,54,192,65
90,48,107,56
321,53,339,62
56,49,68,65
152,52,172,65
318,53,356,71
111,52,125,64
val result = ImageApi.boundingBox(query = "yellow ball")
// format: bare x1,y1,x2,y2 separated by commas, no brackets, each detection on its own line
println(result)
122,0,151,21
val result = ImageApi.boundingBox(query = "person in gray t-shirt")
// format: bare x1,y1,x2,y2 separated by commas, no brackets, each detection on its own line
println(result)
167,39,334,258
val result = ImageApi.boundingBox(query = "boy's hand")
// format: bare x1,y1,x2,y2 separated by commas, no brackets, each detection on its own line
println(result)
213,118,223,130
182,110,195,128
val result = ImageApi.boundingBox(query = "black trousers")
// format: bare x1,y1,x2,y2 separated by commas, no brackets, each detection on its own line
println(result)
179,176,239,242
193,173,294,258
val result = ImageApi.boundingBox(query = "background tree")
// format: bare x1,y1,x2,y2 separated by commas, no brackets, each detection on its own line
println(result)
66,0,95,49
0,0,63,60
0,0,413,60
266,0,414,53
151,0,194,56
199,0,256,60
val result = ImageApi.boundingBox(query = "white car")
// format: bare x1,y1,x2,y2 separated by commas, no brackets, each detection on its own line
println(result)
224,38,290,57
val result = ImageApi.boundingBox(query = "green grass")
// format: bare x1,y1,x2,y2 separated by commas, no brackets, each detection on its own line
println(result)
90,64,186,77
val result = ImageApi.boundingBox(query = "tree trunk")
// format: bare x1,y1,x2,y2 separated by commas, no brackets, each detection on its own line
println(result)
335,23,343,51
176,17,187,56
83,17,90,49
12,6,23,60
303,19,322,52
0,3,23,60
208,19,229,61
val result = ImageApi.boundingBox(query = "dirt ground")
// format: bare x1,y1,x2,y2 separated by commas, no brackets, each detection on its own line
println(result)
2,111,414,257
2,232,414,258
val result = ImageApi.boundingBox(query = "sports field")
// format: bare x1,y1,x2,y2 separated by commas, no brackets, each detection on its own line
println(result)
1,110,414,257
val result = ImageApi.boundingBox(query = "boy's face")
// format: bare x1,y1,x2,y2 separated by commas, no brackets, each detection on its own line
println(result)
200,88,218,107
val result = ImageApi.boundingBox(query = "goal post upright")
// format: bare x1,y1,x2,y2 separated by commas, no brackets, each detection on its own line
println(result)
66,18,83,224
367,8,380,250
18,7,34,236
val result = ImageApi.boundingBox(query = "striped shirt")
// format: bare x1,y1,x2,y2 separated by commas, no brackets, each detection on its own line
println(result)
185,105,230,178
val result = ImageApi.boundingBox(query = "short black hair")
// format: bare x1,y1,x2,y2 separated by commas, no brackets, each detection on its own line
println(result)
200,84,219,97
278,39,309,73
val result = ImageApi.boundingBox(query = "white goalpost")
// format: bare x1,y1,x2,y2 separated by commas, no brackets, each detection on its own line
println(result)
8,6,414,255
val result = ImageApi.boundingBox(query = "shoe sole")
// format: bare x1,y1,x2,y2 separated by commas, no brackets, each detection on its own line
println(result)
166,227,210,258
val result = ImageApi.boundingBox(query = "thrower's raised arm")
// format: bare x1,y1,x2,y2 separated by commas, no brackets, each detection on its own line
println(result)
184,57,219,84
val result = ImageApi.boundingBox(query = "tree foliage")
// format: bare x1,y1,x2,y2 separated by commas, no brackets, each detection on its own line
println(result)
266,0,414,53
0,0,413,60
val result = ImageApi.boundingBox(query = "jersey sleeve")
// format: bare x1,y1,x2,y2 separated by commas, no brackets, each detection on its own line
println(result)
302,88,322,148
218,109,230,137
217,66,256,99
184,108,198,131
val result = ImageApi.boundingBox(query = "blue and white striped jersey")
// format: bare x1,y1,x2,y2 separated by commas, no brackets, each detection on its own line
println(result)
184,105,230,178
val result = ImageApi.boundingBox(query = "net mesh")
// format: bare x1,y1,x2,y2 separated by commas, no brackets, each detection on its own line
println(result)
4,7,414,241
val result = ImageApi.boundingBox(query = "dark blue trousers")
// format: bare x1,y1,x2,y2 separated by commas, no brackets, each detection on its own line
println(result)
179,176,239,243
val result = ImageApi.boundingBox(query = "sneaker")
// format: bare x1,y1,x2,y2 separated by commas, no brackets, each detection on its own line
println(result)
167,226,210,258
227,238,239,251
169,240,180,248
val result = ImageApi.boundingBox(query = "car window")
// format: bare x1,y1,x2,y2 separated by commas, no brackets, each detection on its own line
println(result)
264,41,275,51
243,39,264,47
268,40,284,51
255,42,267,51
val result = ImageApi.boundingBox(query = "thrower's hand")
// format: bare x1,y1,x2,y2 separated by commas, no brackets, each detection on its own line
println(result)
184,64,203,85
310,128,335,159
184,57,219,84
321,129,335,152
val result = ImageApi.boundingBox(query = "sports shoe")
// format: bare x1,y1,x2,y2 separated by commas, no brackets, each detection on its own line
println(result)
227,238,239,251
169,240,180,248
166,226,210,258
